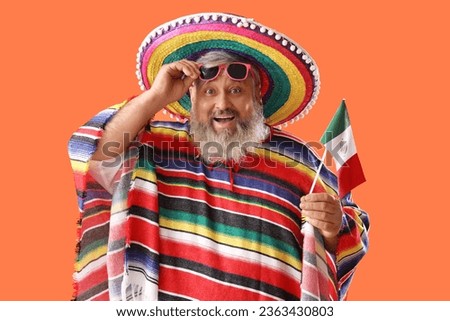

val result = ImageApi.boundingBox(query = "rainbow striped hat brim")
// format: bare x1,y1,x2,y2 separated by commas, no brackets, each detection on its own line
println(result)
136,12,320,127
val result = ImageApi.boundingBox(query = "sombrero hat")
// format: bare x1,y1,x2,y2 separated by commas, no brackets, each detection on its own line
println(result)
136,12,320,127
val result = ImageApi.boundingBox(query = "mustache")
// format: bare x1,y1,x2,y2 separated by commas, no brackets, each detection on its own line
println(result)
210,108,238,118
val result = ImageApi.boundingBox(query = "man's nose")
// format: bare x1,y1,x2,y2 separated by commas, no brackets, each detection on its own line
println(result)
214,92,231,110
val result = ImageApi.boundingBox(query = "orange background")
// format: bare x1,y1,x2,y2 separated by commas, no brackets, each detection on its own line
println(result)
1,0,449,300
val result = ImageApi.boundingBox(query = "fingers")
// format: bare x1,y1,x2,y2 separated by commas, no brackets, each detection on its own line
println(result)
300,193,343,238
300,193,341,214
165,60,200,80
301,192,339,203
300,193,340,216
150,60,201,105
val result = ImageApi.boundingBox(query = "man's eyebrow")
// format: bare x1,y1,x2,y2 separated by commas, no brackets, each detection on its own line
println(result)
194,79,209,88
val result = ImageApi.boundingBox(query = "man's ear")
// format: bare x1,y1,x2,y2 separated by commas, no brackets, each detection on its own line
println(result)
255,84,263,105
188,83,195,97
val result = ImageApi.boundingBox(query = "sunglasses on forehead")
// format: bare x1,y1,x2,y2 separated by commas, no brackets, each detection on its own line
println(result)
199,62,254,81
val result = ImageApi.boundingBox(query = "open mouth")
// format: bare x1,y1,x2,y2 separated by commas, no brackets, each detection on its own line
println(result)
213,115,235,123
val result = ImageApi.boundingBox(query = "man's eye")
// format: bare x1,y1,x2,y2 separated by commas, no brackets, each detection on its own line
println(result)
230,88,241,94
205,88,215,95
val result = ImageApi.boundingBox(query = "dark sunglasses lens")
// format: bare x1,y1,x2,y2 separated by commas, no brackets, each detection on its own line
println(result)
227,64,248,79
200,66,219,80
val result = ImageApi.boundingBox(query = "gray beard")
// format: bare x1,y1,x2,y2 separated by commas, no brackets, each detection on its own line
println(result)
189,106,268,163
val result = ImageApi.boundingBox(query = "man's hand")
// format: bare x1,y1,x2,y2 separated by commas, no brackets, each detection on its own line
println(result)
300,193,343,252
149,59,200,107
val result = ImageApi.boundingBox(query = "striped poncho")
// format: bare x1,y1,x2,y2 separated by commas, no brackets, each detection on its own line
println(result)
68,102,369,301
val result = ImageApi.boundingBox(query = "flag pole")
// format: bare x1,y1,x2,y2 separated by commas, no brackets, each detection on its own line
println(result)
309,149,327,194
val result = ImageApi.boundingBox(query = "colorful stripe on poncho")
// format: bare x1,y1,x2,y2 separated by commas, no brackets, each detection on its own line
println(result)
68,102,370,301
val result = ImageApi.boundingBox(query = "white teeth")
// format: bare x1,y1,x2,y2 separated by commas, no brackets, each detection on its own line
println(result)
214,115,235,121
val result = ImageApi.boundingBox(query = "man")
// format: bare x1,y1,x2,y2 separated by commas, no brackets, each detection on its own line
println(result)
69,13,369,301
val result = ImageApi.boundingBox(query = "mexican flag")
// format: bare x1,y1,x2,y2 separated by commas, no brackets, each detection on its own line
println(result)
320,100,366,198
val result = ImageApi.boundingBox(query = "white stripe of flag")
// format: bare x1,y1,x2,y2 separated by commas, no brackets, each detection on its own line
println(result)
323,125,357,171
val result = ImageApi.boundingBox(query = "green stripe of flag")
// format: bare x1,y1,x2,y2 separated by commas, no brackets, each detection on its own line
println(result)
320,100,350,144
